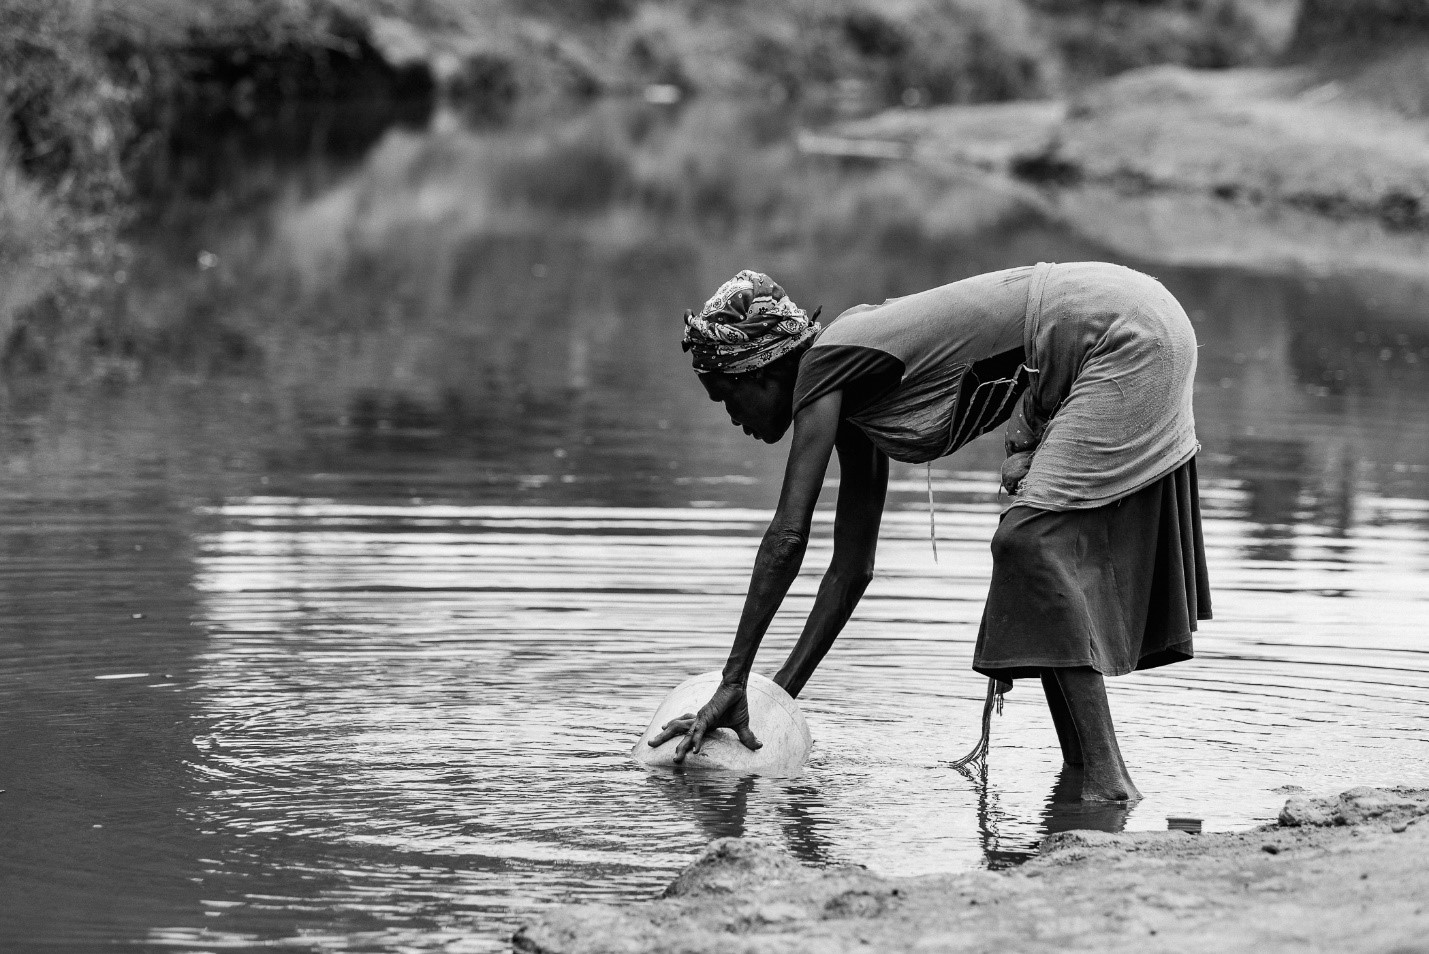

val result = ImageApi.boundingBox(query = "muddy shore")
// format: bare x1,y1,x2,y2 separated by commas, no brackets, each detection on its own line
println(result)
516,787,1429,954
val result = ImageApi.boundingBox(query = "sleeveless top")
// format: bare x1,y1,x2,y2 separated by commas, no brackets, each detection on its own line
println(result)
791,266,1036,465
791,262,1201,511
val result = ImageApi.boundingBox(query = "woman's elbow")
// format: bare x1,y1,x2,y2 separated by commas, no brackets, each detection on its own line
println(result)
765,525,810,562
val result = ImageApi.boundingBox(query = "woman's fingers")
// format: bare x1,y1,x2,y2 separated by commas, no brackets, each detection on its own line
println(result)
656,720,761,756
648,716,696,748
672,721,707,763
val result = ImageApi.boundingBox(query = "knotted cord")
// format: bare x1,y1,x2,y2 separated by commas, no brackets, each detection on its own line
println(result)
925,466,1006,769
948,677,1007,770
926,463,939,563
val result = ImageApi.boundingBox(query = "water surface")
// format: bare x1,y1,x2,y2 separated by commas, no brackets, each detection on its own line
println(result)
2,98,1428,952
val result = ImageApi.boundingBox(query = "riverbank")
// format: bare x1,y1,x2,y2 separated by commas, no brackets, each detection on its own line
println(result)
2,0,1421,377
516,786,1429,953
829,52,1429,278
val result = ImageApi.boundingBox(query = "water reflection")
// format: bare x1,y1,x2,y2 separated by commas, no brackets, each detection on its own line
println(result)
642,771,838,868
1,95,1428,952
1039,767,1136,838
963,762,1136,870
1235,437,1309,564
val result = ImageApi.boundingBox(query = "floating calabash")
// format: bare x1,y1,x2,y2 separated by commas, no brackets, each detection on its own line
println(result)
631,671,812,775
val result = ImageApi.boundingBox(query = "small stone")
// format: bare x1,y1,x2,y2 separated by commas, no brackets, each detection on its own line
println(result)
1262,844,1280,854
1279,795,1334,827
753,903,808,924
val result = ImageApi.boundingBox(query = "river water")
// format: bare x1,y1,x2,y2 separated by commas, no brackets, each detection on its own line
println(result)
2,98,1428,952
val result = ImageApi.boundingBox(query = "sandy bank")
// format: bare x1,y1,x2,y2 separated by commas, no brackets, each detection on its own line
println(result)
832,60,1429,279
516,787,1429,954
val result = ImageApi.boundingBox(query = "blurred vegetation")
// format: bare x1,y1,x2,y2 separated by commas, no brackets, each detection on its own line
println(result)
0,0,1419,379
1027,0,1300,79
1290,0,1429,53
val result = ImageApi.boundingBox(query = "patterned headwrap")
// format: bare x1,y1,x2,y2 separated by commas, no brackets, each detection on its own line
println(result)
681,270,821,375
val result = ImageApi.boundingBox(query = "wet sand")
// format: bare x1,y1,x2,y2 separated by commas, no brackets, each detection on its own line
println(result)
516,787,1429,953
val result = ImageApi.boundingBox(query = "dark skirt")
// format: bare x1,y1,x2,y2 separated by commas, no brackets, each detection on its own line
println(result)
973,457,1211,682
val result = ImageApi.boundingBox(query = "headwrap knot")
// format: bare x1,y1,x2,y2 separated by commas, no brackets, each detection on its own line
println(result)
681,270,820,375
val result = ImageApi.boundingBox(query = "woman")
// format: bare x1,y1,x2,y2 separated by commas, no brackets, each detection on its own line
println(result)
648,262,1211,801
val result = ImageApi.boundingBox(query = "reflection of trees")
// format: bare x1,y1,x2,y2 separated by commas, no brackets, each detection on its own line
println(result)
121,96,1429,516
0,401,219,946
127,97,1107,508
1282,278,1429,401
1149,264,1429,542
1231,436,1308,563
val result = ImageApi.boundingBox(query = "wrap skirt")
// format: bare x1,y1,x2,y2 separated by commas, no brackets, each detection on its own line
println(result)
972,456,1211,681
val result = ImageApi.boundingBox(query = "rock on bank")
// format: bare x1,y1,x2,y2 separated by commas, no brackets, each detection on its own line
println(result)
515,788,1429,954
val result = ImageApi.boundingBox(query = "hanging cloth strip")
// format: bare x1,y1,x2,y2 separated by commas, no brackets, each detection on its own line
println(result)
948,677,1010,769
924,468,1011,767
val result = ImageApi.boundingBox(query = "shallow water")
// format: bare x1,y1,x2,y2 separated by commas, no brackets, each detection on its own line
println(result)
2,99,1429,952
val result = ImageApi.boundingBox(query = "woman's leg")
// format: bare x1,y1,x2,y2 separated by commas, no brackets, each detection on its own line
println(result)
1040,671,1083,767
1051,667,1141,802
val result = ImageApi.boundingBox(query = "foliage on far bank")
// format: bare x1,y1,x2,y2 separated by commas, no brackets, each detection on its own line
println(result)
0,0,1413,380
1026,0,1300,81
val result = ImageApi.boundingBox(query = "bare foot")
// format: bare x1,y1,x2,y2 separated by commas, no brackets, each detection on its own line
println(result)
1081,773,1143,802
1049,668,1141,802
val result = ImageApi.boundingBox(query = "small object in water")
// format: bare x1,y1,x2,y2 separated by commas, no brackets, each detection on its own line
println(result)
643,84,682,105
131,613,144,620
1167,816,1202,833
631,671,811,775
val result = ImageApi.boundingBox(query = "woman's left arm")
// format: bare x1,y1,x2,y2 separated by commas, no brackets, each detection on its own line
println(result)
773,420,888,698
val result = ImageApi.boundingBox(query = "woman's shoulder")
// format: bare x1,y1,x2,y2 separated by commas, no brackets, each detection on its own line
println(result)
814,302,885,344
792,340,904,418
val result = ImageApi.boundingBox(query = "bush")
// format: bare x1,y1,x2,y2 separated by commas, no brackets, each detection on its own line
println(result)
1290,0,1429,55
886,0,1055,103
0,2,134,212
734,0,1054,106
1029,0,1281,78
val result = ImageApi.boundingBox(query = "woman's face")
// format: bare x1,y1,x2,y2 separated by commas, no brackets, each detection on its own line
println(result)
700,370,795,444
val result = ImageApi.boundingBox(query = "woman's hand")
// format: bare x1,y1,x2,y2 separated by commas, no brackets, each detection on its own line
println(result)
647,682,763,763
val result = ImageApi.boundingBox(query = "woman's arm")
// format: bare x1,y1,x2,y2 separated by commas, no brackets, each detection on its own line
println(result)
773,420,888,698
719,391,846,686
652,390,844,761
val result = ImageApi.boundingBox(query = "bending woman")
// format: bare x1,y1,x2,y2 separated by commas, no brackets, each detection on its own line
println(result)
648,262,1211,801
